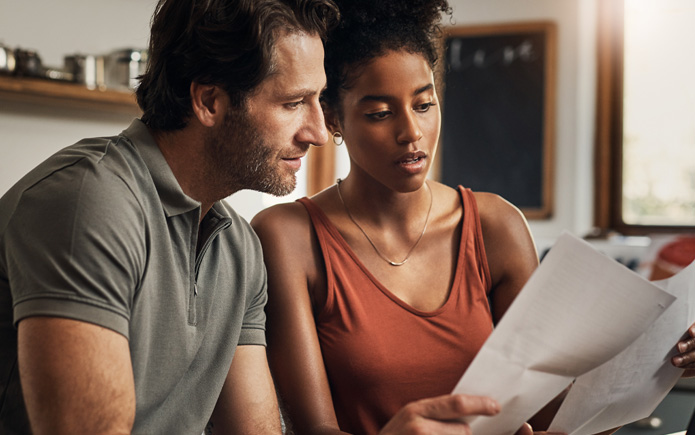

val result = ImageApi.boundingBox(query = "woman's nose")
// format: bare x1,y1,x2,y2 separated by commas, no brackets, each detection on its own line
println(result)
397,111,423,144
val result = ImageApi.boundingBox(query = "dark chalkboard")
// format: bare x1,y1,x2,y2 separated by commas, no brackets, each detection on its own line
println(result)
437,22,556,219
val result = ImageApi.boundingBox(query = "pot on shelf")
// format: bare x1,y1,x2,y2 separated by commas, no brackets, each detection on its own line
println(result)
0,43,16,75
64,54,105,90
104,48,148,91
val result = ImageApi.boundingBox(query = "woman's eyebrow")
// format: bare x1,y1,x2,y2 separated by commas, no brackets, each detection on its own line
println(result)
358,83,434,104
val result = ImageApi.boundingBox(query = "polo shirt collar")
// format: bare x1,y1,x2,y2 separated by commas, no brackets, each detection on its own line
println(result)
121,119,201,217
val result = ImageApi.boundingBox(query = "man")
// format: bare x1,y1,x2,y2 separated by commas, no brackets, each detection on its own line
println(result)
0,0,337,433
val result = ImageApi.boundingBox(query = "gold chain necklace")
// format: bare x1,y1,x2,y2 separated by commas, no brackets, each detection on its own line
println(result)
336,178,433,267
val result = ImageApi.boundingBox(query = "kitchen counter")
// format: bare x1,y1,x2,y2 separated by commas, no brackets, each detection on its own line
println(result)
676,376,695,391
616,377,695,435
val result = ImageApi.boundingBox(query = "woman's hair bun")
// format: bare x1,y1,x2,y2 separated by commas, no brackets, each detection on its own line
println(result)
334,0,450,33
322,0,452,110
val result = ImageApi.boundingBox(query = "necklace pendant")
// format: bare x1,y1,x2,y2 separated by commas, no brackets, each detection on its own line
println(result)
388,259,408,267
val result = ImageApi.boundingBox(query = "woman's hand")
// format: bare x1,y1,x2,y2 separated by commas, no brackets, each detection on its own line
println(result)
378,397,567,435
673,323,695,377
518,422,568,435
378,394,499,435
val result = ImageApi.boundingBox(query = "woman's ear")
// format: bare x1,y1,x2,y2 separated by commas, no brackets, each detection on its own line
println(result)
190,82,226,128
322,103,341,135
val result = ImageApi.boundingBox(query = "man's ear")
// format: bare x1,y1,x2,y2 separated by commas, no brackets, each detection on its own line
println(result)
190,82,226,127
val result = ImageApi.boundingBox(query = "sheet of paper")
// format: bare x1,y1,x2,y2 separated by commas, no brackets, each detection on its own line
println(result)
548,258,695,435
451,232,675,435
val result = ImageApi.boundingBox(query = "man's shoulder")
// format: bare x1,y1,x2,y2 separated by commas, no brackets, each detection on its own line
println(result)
10,132,143,192
0,123,150,227
46,136,147,198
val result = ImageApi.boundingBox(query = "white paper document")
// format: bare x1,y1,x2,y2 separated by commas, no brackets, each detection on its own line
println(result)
548,258,695,435
451,232,676,435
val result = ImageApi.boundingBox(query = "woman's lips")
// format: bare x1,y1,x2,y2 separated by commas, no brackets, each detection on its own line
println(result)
395,153,427,174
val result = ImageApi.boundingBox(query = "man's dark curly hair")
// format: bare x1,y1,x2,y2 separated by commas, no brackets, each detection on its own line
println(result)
136,0,340,131
322,0,451,116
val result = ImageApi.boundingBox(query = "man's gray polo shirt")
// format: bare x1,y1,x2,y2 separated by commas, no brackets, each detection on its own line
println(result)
0,119,268,434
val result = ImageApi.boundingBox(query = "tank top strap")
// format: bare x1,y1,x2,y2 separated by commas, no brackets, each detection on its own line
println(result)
297,196,348,313
296,196,330,236
457,186,492,293
296,196,337,275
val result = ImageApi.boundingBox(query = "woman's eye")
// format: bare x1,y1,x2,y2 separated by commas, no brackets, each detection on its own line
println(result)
415,102,435,112
366,111,391,120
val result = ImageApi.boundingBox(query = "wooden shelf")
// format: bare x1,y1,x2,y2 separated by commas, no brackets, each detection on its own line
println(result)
0,76,140,115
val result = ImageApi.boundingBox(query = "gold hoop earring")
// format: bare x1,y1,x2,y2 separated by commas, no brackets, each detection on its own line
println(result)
332,131,344,146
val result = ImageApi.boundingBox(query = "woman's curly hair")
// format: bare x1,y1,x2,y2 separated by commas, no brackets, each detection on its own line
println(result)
322,0,452,114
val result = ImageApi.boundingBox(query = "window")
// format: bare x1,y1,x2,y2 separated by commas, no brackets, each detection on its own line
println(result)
595,0,695,233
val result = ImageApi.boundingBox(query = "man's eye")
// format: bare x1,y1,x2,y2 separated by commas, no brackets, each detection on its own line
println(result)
286,101,304,109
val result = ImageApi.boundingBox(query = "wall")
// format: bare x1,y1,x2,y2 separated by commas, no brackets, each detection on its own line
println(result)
445,0,597,249
0,0,598,248
0,0,155,200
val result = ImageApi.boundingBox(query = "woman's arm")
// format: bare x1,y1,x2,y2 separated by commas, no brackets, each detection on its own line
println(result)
475,192,570,431
475,192,538,323
252,204,346,435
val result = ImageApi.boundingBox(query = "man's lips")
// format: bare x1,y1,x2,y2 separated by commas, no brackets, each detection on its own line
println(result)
282,153,306,162
281,154,305,171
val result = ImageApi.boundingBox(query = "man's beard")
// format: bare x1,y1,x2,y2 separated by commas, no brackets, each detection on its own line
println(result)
205,106,299,198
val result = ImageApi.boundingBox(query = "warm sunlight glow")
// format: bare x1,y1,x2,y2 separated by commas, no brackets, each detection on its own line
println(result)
622,0,695,225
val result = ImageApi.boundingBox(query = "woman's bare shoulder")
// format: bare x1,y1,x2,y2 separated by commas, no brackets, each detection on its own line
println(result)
427,181,463,217
251,201,315,255
471,191,536,261
472,191,528,230
252,201,310,231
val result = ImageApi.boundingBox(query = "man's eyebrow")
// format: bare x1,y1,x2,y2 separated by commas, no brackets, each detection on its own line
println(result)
358,83,434,104
280,87,324,101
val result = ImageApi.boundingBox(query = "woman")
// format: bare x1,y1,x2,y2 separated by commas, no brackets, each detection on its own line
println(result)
251,0,695,433
252,1,538,432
